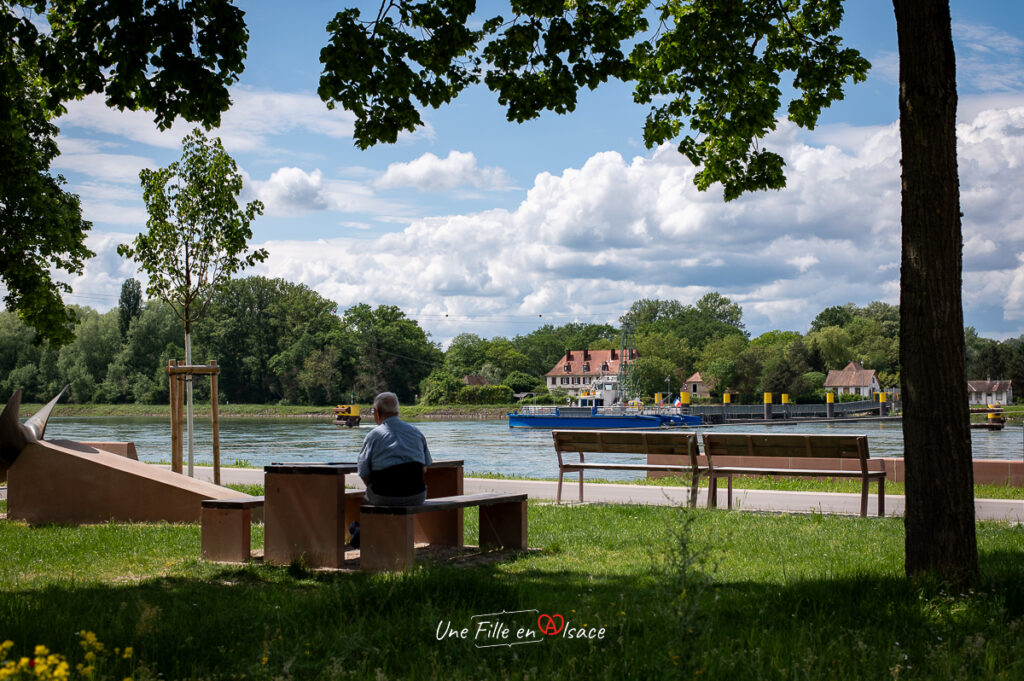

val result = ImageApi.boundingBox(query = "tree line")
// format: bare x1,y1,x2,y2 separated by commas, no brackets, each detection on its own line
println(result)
3,279,1020,407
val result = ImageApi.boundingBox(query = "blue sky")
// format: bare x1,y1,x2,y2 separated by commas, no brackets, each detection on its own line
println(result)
49,0,1024,345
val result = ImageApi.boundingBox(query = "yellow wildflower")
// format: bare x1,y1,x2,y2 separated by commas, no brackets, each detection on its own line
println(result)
122,647,133,660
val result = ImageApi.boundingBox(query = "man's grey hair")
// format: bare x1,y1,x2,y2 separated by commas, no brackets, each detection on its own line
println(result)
373,392,399,416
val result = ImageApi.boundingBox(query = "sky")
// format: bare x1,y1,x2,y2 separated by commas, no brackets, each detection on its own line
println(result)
46,0,1024,346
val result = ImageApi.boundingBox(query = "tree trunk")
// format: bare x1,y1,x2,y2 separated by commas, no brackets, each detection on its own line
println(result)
185,327,195,478
893,0,978,584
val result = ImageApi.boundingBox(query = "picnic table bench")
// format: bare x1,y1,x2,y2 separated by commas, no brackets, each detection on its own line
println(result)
360,492,528,572
700,432,886,517
201,496,265,563
552,430,702,506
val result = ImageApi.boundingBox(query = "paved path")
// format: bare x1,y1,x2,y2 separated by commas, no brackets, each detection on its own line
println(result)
175,466,1023,523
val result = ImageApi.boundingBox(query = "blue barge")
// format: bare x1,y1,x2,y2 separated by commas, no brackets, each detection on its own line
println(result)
507,406,702,429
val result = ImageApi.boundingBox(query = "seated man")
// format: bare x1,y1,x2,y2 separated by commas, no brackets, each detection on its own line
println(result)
357,391,432,506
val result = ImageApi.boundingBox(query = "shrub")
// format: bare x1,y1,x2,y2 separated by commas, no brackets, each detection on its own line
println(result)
455,384,513,404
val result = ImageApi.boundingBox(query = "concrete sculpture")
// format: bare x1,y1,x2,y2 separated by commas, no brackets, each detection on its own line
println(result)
1,390,252,524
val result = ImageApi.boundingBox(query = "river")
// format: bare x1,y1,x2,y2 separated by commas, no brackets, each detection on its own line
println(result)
45,417,1024,482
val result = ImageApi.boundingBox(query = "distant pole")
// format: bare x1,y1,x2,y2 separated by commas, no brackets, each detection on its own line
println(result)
826,391,835,419
764,392,772,421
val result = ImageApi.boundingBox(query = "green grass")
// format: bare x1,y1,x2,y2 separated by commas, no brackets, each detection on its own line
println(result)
1,506,1022,680
468,470,1024,500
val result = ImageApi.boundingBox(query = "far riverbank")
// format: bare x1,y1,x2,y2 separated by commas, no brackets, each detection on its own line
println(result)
18,401,1024,426
20,402,514,421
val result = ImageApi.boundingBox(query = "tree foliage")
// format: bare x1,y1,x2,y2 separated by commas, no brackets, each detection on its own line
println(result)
0,50,92,345
1,0,249,343
319,0,867,200
117,278,143,339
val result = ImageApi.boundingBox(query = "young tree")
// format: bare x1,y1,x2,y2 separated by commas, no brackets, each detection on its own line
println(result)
1,1,248,344
118,129,266,475
318,0,978,583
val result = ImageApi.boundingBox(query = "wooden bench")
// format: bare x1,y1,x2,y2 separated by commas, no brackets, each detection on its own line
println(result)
201,496,265,563
552,430,703,506
700,433,886,517
359,493,528,572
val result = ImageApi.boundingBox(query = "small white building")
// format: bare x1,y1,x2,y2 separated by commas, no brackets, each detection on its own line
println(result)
824,361,880,397
967,379,1013,406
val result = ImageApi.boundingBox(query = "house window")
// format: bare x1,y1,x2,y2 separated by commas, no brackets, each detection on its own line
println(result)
691,384,698,394
584,377,591,384
563,364,571,372
582,363,590,372
572,377,581,384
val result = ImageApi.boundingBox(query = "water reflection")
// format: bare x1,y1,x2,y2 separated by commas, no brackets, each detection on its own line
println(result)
46,417,1022,482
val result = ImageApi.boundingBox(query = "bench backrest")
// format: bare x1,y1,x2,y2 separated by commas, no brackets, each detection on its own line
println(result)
701,433,872,472
552,429,699,469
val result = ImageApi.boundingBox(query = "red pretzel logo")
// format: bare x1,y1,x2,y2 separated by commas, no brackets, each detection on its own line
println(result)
537,613,565,636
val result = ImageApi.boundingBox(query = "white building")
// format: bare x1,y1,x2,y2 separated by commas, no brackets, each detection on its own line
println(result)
823,361,880,397
544,349,636,399
967,379,1013,406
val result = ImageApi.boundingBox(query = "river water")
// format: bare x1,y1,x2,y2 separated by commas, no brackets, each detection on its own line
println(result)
45,417,1023,482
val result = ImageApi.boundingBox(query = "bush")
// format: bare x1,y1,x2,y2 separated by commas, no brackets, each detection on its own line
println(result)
455,384,513,404
502,370,541,393
419,370,464,405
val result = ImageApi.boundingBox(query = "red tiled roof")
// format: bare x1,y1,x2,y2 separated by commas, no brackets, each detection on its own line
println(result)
967,380,1013,393
544,349,637,377
685,372,702,384
823,361,878,388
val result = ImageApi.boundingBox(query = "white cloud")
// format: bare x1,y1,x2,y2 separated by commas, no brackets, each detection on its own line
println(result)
57,88,357,154
249,166,416,218
375,151,515,192
954,22,1024,92
51,151,155,184
64,104,1024,341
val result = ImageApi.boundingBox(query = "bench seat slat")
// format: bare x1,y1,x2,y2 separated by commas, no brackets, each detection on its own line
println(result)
361,492,527,515
560,463,694,472
202,496,264,510
711,467,885,478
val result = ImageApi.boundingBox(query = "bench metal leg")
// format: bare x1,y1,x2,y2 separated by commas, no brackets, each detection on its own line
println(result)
201,507,252,563
361,513,414,572
480,500,527,550
878,478,885,517
557,469,564,503
860,478,869,517
708,475,718,509
727,476,733,509
578,470,584,502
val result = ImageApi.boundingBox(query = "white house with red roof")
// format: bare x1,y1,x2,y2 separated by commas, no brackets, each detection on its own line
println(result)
824,361,880,397
967,379,1013,406
544,349,636,397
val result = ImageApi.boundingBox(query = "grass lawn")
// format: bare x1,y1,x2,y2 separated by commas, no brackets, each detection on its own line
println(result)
1,505,1022,680
467,470,1024,500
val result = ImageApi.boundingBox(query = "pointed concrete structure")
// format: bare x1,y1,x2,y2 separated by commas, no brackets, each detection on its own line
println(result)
1,390,252,524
